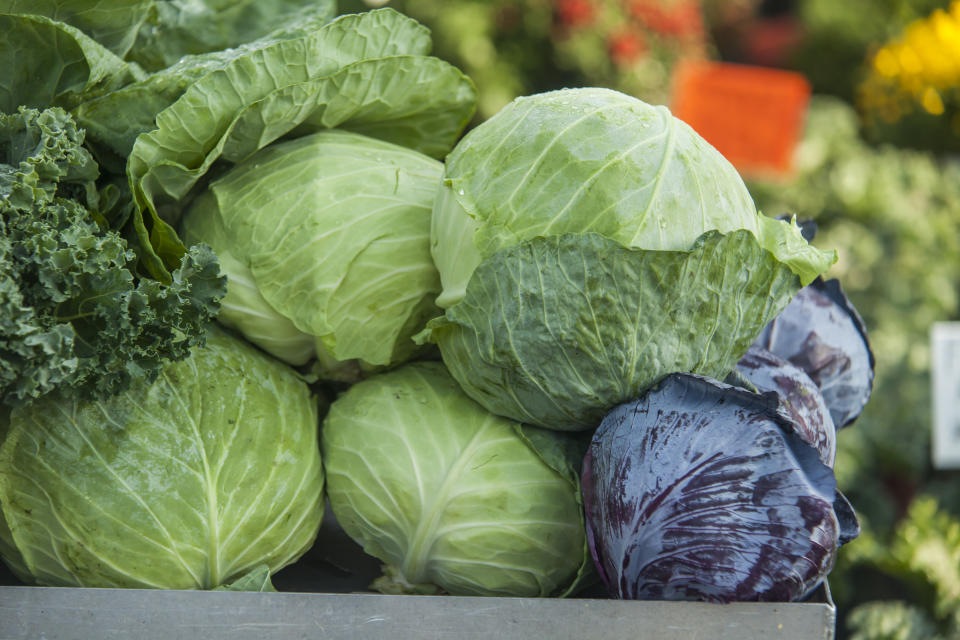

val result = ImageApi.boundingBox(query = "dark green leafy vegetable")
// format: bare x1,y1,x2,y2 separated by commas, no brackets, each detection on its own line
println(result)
0,13,142,113
0,106,224,406
0,0,154,58
424,229,802,431
127,0,338,72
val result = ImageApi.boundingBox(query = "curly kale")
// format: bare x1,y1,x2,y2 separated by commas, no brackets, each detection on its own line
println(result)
0,107,224,406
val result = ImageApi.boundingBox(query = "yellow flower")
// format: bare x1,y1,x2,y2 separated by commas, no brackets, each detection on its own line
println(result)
860,1,960,123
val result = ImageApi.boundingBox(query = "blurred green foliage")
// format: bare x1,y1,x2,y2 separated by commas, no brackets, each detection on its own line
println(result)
749,97,960,637
840,497,960,639
341,0,709,122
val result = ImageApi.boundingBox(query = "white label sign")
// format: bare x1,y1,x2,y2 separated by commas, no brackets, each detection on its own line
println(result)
932,322,960,468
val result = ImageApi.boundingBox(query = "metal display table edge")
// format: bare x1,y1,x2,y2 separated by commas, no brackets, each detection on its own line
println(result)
0,585,835,640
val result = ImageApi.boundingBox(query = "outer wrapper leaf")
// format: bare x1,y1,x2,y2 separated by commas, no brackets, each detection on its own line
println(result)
583,373,843,602
321,362,588,597
0,328,323,589
0,0,153,57
72,1,340,157
127,0,337,72
0,13,141,113
126,8,433,222
220,55,477,164
423,230,801,431
213,565,276,592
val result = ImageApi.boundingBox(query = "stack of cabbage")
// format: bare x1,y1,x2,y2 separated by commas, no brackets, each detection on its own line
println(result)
0,5,477,590
320,88,866,600
1,3,864,601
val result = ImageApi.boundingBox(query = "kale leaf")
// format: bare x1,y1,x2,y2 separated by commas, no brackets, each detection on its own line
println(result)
0,106,224,406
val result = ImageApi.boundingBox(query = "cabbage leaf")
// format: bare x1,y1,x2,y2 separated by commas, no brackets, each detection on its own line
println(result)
424,230,800,430
127,0,338,72
0,328,323,589
322,362,590,596
0,0,154,57
0,13,142,113
72,1,342,158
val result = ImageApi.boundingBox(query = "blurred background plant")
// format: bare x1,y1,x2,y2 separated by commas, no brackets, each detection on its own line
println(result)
856,1,960,152
748,96,960,637
342,0,712,120
338,1,960,636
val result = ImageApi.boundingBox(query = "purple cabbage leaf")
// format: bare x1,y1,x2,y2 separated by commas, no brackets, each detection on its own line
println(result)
752,277,874,428
735,345,837,467
582,373,853,603
735,345,860,545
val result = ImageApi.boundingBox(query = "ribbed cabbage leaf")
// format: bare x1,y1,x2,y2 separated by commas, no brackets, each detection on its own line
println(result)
181,130,443,378
0,328,323,589
424,230,800,430
322,362,590,596
0,13,141,113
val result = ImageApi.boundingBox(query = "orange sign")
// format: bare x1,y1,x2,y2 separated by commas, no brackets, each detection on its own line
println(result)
670,61,811,177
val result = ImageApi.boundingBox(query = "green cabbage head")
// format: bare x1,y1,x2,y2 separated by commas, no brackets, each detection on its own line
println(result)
421,88,835,430
181,129,443,380
0,327,324,589
322,362,591,596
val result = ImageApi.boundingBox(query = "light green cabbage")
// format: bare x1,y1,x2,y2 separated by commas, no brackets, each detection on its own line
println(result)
180,192,316,366
0,327,323,589
423,88,835,430
180,130,444,380
321,362,591,597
